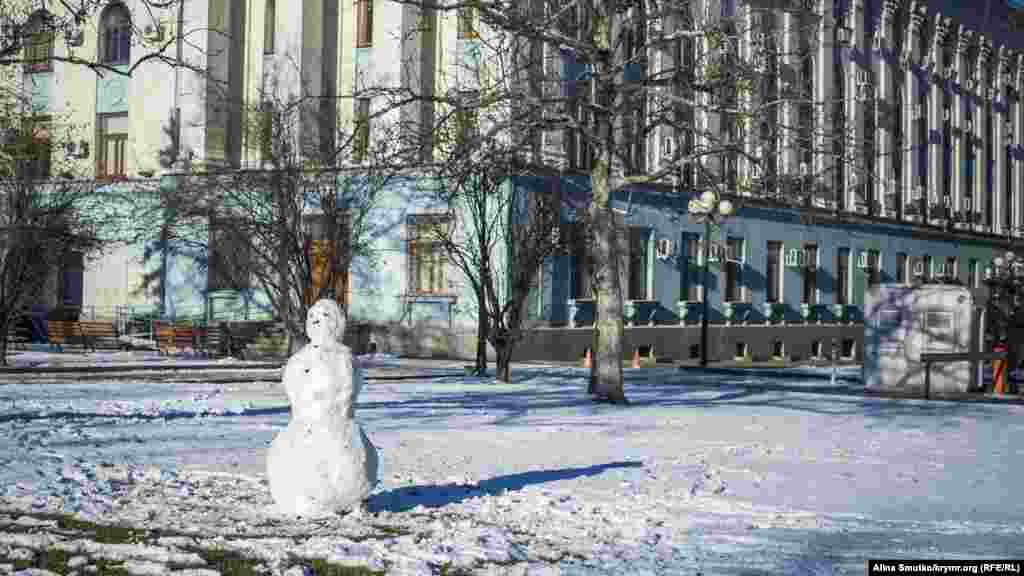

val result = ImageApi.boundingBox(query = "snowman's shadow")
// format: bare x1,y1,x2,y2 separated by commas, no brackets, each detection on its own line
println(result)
365,460,643,513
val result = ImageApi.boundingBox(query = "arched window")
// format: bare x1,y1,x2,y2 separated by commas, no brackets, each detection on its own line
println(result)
99,3,131,65
24,11,54,73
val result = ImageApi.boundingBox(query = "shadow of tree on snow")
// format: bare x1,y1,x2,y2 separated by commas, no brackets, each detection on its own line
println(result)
366,460,643,513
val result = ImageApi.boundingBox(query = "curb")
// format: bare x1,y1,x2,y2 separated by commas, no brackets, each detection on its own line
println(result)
676,364,864,384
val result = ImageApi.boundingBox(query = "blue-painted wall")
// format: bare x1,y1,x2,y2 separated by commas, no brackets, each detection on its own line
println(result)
541,179,1004,327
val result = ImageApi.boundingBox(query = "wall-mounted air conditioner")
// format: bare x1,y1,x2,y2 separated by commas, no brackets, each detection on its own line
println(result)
913,259,925,277
655,238,674,260
785,248,801,267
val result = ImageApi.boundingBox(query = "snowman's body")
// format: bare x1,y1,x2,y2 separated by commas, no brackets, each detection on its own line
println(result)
266,301,378,516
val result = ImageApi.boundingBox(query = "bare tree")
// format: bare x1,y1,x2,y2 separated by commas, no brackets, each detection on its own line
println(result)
123,74,403,354
415,84,568,380
0,102,112,364
390,0,881,403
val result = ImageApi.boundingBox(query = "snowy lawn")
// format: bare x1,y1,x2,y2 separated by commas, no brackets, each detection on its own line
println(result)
1,356,1023,575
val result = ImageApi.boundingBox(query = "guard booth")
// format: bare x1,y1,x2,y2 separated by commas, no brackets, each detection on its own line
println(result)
864,284,975,396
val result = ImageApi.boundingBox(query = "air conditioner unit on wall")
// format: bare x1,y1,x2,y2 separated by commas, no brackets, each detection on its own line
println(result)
803,249,818,269
785,248,800,268
656,238,674,260
913,259,925,277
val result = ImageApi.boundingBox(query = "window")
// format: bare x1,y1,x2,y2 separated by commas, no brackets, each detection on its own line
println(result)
923,254,932,281
896,252,908,283
356,0,373,47
572,221,591,299
407,214,449,295
802,244,818,303
208,218,252,291
627,228,650,300
867,249,880,286
946,256,958,281
24,12,54,73
766,241,782,303
969,258,979,288
264,0,276,54
836,248,850,305
96,113,128,180
683,234,701,301
99,3,131,65
304,212,351,307
353,98,370,162
723,237,743,302
21,117,52,180
456,92,479,151
458,1,478,39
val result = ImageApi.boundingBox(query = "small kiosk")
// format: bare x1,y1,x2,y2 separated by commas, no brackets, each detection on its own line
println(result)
864,284,976,396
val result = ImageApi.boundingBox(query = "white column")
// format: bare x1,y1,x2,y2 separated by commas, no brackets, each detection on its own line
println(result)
902,4,925,222
953,27,972,229
740,3,760,196
875,0,897,217
927,15,950,225
846,0,866,212
974,41,991,233
814,0,835,207
777,9,798,179
994,46,1010,237
1014,56,1024,237
698,3,720,181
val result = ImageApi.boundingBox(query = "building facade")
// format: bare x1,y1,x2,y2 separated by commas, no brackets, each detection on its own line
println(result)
14,0,1024,361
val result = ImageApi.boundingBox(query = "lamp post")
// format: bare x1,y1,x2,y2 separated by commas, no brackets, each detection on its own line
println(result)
688,190,735,367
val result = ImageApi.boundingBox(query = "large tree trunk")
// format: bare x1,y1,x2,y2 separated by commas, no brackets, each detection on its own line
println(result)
494,337,513,383
475,303,488,376
586,0,627,404
0,321,8,367
588,158,627,404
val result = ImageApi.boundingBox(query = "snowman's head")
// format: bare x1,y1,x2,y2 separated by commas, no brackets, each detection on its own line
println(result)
306,299,346,345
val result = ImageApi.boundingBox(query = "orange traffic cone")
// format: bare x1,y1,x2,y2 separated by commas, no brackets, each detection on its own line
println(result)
583,348,592,369
632,348,641,369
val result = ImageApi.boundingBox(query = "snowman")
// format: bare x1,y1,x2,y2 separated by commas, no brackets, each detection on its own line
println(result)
266,299,379,516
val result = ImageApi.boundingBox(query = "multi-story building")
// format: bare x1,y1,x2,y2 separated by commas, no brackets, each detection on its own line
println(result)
13,0,1023,362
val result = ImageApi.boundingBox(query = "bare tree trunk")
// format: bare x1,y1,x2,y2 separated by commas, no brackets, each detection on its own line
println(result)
475,302,488,375
494,338,513,383
587,0,627,404
0,321,8,367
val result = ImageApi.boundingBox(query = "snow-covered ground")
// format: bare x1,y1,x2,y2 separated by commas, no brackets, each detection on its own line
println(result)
1,351,1023,575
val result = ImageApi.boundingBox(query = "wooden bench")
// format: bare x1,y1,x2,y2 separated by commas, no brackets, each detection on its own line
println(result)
47,320,81,352
79,320,124,352
153,322,198,355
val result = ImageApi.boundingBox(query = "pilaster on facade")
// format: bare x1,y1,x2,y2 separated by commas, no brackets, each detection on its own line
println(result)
875,0,898,219
927,15,950,226
973,40,991,234
844,0,867,213
813,0,834,208
901,1,926,223
994,46,1011,237
739,3,760,197
952,27,972,229
776,9,798,180
1014,55,1024,237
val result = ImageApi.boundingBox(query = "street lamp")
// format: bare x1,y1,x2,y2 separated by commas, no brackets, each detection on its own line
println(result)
983,250,1024,353
688,189,736,367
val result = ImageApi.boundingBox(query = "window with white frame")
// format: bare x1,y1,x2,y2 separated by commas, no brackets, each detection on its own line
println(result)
627,227,651,300
723,237,744,302
407,214,449,296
